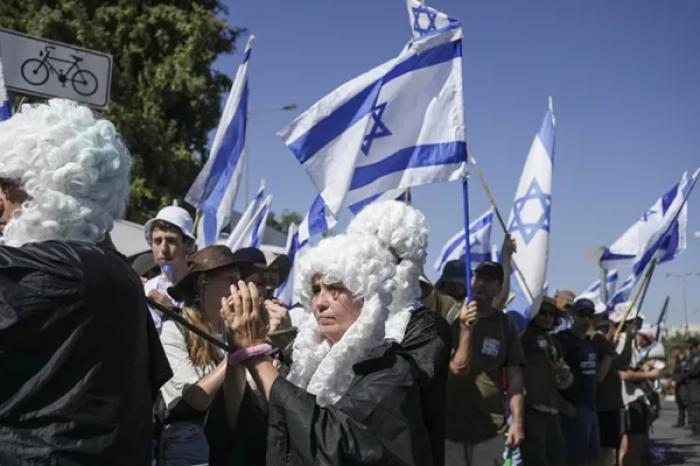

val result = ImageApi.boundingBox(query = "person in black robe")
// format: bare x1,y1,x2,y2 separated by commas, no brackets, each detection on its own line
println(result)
222,233,438,465
0,99,172,465
346,199,452,466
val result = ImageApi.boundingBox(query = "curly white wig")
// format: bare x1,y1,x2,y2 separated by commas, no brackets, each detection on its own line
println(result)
346,200,429,342
287,233,396,406
0,99,131,246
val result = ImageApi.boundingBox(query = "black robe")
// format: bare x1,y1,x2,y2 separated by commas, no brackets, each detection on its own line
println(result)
0,241,172,466
265,308,451,466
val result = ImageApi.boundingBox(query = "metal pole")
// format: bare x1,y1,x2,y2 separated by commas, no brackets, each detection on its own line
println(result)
683,275,689,334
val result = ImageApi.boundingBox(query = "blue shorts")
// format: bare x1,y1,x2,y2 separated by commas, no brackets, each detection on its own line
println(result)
561,406,601,465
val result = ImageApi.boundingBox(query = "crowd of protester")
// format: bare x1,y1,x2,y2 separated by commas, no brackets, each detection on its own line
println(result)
0,99,694,466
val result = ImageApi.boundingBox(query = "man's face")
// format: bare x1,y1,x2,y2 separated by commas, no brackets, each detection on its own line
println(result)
471,273,502,305
151,227,188,270
438,281,466,301
572,309,594,332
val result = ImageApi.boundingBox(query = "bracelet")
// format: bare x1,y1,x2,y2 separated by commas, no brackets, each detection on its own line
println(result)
228,344,272,367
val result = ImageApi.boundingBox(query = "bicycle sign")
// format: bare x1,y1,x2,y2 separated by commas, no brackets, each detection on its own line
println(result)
0,28,111,109
22,46,99,96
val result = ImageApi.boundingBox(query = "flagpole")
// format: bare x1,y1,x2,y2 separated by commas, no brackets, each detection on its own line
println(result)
634,259,657,318
613,258,657,341
466,146,536,303
461,169,473,301
655,296,670,341
599,267,608,304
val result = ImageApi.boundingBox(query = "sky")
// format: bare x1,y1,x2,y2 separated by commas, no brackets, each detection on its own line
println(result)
212,0,700,328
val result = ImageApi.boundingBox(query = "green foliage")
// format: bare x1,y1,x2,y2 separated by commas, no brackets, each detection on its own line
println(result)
267,210,303,234
0,0,242,222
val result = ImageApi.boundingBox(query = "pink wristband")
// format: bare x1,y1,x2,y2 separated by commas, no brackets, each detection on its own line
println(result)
228,344,272,367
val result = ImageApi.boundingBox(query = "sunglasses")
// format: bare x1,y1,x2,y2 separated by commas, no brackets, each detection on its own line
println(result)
576,310,595,319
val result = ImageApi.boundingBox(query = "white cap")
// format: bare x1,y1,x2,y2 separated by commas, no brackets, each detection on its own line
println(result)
144,205,196,245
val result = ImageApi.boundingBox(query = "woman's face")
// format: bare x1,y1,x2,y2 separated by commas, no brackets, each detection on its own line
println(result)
311,274,363,344
199,266,242,317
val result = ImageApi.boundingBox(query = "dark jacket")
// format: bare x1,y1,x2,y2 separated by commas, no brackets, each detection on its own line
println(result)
265,309,450,466
0,241,172,466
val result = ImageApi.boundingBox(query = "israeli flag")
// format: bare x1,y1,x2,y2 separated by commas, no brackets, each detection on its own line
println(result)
298,194,337,248
274,223,300,307
0,57,11,121
609,273,636,307
577,270,618,312
601,168,699,273
434,210,494,272
405,0,460,41
506,100,556,329
278,17,466,217
224,194,272,252
347,187,412,214
186,35,254,246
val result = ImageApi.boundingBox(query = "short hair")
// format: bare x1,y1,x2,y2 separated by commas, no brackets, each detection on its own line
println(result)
149,220,195,254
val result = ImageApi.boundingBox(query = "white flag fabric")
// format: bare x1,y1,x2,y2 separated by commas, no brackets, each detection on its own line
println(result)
278,15,466,217
0,57,11,121
186,36,254,246
297,194,338,248
224,194,272,252
274,223,300,307
215,180,265,249
434,210,494,272
577,270,618,312
506,102,556,329
600,168,698,273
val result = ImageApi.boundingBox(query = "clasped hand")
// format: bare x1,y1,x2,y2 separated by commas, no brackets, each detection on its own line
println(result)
220,280,268,349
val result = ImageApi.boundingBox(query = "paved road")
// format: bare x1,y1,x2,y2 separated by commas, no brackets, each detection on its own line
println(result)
651,401,700,465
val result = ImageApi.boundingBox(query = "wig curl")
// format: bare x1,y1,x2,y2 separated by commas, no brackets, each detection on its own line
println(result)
346,200,429,342
0,99,131,246
288,233,396,406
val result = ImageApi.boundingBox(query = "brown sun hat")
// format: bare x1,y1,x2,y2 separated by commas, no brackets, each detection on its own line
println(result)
169,246,266,302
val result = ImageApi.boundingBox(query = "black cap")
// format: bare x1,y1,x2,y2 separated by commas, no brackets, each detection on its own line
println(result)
573,298,595,314
474,261,504,283
230,247,267,267
436,260,467,287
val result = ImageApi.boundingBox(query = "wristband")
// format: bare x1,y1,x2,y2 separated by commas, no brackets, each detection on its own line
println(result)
228,343,272,367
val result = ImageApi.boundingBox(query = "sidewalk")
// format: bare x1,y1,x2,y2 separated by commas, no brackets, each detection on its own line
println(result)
651,401,700,465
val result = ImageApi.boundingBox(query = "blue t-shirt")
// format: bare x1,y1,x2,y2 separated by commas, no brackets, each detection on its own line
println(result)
556,329,597,408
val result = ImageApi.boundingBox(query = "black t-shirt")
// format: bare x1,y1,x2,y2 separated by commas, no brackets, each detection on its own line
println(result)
0,241,172,466
556,329,597,409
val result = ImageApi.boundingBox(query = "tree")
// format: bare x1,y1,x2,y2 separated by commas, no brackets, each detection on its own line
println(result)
267,210,303,233
0,0,242,222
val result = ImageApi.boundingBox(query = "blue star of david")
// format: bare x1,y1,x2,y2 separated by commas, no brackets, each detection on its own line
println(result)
411,5,437,37
361,101,392,156
508,179,551,245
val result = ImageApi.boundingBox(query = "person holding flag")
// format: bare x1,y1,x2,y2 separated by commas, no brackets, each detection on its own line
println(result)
445,260,526,466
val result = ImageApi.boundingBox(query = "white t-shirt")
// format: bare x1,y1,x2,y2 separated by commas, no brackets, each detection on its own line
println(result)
618,334,646,405
159,320,220,410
